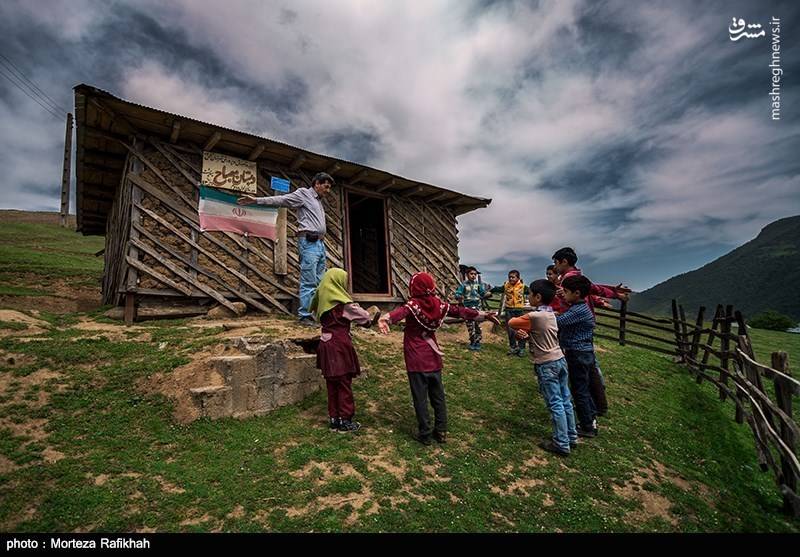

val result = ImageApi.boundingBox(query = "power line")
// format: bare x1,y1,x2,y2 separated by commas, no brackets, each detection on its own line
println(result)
0,65,63,120
0,53,68,114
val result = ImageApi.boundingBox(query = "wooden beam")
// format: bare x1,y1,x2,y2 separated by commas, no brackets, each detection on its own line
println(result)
170,120,181,144
376,178,396,193
82,148,128,162
133,206,289,314
275,209,288,276
401,185,424,197
130,235,241,314
203,131,222,152
423,190,455,203
126,255,193,296
88,98,139,136
247,143,266,161
325,162,341,176
289,154,306,171
349,169,369,185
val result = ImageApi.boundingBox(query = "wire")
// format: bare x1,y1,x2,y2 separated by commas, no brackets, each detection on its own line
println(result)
0,53,68,114
0,66,63,120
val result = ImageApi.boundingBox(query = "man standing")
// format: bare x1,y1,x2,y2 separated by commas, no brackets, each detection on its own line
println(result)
238,172,334,326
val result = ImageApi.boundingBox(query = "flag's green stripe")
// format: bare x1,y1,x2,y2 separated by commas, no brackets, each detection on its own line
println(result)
200,186,275,212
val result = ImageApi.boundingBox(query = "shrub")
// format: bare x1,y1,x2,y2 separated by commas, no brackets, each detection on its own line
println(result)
749,310,796,332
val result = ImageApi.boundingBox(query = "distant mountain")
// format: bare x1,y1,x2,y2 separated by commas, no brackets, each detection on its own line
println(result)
630,216,800,322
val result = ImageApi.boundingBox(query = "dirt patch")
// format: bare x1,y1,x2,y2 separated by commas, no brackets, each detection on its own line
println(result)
154,475,185,494
0,368,64,407
0,418,49,441
491,478,545,497
138,343,230,424
180,513,214,527
421,463,451,482
0,310,50,336
226,505,246,519
0,352,36,368
609,460,706,527
290,461,365,485
522,455,548,469
285,485,379,526
361,447,407,481
41,447,65,464
491,511,516,528
0,454,18,474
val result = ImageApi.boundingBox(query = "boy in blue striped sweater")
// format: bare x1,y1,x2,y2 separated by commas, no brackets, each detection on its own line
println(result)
557,275,599,438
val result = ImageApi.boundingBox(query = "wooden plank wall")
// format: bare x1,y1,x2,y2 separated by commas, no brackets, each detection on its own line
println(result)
101,151,134,305
110,137,362,315
387,195,461,300
105,136,463,313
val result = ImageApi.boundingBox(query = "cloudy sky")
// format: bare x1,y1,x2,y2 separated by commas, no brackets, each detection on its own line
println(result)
0,0,798,291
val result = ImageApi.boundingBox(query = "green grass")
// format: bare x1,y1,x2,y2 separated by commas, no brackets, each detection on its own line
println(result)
0,217,797,532
0,222,104,291
0,318,797,533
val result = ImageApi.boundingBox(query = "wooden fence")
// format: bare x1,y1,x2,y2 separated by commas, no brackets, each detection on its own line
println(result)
593,300,799,517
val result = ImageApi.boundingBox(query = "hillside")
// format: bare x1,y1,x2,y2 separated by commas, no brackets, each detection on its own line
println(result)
631,216,800,321
0,213,798,532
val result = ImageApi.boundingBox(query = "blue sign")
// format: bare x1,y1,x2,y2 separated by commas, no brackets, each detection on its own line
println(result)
270,176,290,192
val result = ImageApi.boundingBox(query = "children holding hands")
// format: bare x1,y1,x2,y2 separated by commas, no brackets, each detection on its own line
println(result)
309,268,379,433
378,272,500,445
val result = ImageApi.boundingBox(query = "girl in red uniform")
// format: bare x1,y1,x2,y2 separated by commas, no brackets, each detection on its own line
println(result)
310,268,376,433
378,272,499,445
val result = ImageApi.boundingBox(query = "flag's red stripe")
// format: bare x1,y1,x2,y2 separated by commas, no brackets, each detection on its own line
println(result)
199,214,277,240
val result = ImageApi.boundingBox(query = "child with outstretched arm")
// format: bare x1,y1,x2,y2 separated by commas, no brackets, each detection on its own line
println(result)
309,268,378,433
551,247,627,417
508,279,578,456
378,272,499,445
454,266,492,351
502,270,528,357
556,275,599,437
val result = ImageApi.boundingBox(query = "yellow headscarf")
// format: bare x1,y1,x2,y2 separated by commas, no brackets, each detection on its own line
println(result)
309,268,352,320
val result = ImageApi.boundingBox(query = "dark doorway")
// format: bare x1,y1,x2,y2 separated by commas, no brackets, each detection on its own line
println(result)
346,193,390,294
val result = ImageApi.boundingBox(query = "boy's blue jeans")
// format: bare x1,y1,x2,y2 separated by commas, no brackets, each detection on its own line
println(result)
297,236,327,320
534,357,578,452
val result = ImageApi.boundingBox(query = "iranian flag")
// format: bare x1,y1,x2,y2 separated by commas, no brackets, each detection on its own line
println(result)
198,186,278,240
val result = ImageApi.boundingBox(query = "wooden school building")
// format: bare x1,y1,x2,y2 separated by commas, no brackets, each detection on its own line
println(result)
73,84,491,321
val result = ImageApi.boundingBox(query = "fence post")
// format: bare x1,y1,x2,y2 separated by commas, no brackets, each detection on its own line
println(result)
718,305,733,401
618,299,627,346
678,304,691,375
700,305,723,373
772,351,798,517
738,335,770,470
691,306,706,383
671,299,684,361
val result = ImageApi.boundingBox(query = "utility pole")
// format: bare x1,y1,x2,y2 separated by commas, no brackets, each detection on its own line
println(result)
60,112,73,227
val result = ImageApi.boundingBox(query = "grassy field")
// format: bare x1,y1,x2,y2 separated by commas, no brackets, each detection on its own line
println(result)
0,216,798,532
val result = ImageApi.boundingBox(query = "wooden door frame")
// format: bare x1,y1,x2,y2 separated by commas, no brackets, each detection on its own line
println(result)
343,188,392,295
